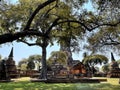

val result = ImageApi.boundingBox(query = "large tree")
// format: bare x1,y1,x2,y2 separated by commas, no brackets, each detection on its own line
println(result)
55,21,84,65
1,0,120,80
0,0,57,44
3,0,76,79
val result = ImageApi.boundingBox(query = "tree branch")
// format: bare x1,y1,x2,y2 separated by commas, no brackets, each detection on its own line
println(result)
45,18,60,36
103,41,120,45
0,0,57,44
57,19,120,32
18,39,41,46
0,30,43,44
89,20,120,31
24,0,57,30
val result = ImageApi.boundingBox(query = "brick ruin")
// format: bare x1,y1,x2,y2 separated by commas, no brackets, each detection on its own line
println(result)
107,52,120,78
6,47,18,78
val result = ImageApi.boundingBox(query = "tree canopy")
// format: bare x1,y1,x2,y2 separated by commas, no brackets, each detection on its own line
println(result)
0,0,57,44
82,54,108,67
18,54,42,70
27,60,35,70
0,0,120,45
48,51,68,65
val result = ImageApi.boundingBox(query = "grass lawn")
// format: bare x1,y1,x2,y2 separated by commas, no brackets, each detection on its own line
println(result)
0,77,120,90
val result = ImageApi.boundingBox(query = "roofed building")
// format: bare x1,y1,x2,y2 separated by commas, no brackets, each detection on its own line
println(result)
70,62,87,78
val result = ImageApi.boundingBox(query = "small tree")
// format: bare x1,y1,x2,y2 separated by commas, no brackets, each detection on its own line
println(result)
18,55,42,70
20,64,27,71
27,61,35,70
18,58,27,68
48,51,68,65
82,54,108,75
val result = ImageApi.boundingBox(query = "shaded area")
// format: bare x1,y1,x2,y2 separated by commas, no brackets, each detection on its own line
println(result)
0,59,10,81
31,78,107,83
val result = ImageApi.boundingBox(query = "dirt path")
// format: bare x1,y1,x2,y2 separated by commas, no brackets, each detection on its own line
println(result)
12,77,31,82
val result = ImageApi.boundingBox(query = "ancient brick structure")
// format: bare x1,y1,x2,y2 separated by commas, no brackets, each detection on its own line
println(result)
107,52,120,78
6,47,18,78
70,62,86,75
0,59,10,80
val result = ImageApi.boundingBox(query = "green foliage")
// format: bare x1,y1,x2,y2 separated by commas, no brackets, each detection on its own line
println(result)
102,64,110,73
27,54,42,62
20,63,27,71
92,0,120,22
0,0,84,51
18,58,27,67
85,0,120,53
1,0,120,79
82,54,108,67
48,51,68,65
18,54,42,70
85,25,120,53
27,61,35,70
54,21,84,53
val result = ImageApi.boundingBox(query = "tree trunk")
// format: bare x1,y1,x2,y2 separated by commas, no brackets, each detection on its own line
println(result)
60,44,73,66
39,38,48,80
40,45,47,79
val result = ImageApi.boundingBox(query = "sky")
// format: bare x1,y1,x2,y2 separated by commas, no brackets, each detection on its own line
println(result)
0,41,83,65
0,41,59,64
0,0,119,65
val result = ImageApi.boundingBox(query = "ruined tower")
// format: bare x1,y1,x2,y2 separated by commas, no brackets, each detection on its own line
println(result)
107,52,120,78
110,52,119,69
6,47,17,78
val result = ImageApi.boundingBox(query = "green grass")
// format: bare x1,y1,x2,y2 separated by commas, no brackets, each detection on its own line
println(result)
0,81,120,90
0,77,120,90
